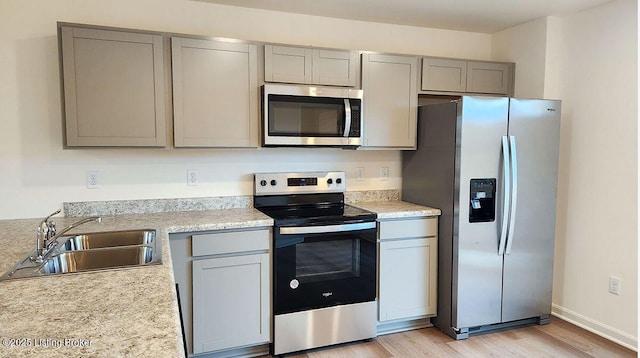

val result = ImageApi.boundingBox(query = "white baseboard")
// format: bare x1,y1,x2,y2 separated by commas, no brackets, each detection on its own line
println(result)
552,304,637,351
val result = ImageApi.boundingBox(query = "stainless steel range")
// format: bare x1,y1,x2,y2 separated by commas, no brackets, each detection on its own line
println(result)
254,171,377,356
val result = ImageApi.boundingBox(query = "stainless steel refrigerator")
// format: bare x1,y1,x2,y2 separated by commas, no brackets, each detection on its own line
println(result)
402,96,561,339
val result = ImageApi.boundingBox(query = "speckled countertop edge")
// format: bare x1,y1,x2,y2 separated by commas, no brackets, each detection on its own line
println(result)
351,200,441,219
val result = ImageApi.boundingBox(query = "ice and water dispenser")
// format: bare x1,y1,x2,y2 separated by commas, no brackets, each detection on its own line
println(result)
469,179,496,223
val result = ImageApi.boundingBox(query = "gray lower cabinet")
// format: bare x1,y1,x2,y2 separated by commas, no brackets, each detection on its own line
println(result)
378,217,438,323
60,26,167,147
172,37,258,147
170,228,271,357
421,57,514,96
361,53,418,149
264,44,358,87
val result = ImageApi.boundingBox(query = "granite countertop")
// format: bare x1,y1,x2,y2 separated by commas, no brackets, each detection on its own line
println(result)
0,197,437,358
0,208,272,358
352,200,441,219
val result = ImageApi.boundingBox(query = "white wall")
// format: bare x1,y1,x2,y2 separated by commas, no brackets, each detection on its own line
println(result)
0,0,492,220
491,17,548,98
492,0,637,349
552,0,637,349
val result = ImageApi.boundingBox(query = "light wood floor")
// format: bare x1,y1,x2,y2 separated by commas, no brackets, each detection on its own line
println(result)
264,317,636,358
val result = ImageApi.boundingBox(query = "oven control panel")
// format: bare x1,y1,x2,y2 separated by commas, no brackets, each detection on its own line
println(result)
254,171,346,196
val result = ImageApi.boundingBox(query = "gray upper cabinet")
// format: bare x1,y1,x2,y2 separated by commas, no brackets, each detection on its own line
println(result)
421,57,514,96
361,53,418,149
421,58,467,93
311,49,358,86
172,37,258,147
265,44,357,87
264,45,312,84
61,26,167,147
466,61,512,95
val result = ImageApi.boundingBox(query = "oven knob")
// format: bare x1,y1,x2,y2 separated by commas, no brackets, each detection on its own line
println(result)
336,178,342,184
290,279,299,290
260,180,267,187
327,178,333,185
270,180,277,186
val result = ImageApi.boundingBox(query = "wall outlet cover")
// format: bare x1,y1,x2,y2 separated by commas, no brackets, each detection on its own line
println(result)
187,169,199,186
609,276,620,295
86,170,100,189
380,166,389,181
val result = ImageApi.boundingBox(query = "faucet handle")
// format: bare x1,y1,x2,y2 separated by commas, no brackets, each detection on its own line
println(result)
43,209,61,223
47,220,57,240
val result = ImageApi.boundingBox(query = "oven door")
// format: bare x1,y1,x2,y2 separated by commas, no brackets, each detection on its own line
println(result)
273,221,377,315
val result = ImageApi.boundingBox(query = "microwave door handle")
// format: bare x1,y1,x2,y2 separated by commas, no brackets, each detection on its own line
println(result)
343,99,352,137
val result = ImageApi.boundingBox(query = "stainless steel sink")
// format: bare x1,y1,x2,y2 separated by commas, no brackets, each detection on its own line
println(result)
41,246,156,274
58,230,155,251
0,229,162,280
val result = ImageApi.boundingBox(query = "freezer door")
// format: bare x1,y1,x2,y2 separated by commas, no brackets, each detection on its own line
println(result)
501,99,561,322
453,96,509,328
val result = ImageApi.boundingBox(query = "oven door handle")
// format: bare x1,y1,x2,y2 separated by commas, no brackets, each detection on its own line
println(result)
279,222,376,235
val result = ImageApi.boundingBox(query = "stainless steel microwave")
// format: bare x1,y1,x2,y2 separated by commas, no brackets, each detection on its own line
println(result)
262,84,363,148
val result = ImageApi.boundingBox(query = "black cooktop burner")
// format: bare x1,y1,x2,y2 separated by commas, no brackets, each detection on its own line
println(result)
257,203,376,226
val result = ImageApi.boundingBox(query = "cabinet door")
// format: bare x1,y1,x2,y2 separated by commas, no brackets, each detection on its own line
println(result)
61,27,166,147
192,253,270,354
421,58,468,92
361,54,418,149
264,45,312,84
466,61,512,95
312,49,358,86
379,237,437,321
172,37,258,147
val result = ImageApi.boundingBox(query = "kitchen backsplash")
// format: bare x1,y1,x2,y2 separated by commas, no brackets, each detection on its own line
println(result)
64,190,400,217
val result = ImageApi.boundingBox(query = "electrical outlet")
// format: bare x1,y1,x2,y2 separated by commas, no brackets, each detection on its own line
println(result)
609,276,620,295
86,170,100,189
380,166,389,181
356,167,365,181
187,169,199,186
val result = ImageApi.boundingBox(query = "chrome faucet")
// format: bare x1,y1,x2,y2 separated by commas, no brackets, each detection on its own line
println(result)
32,210,102,263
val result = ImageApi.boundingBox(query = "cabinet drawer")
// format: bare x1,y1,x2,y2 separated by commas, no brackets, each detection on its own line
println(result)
379,217,437,240
192,229,269,257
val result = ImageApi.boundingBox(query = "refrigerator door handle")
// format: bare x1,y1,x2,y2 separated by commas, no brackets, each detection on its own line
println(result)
505,136,519,254
498,135,511,255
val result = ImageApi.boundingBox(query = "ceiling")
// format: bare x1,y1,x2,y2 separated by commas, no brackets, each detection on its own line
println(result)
195,0,612,33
